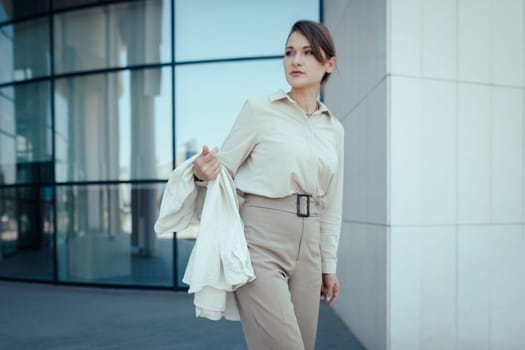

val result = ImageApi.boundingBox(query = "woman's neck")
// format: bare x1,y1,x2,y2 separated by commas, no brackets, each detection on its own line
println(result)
288,87,320,116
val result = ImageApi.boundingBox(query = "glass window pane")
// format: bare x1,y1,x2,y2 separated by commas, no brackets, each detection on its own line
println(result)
175,59,287,165
0,82,53,185
0,18,50,84
174,59,288,286
54,0,171,74
176,232,193,288
53,0,112,10
56,183,172,286
175,0,319,61
55,67,172,182
0,0,49,23
0,186,54,281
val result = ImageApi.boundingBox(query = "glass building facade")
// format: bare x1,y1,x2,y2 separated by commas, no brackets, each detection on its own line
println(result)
0,0,320,288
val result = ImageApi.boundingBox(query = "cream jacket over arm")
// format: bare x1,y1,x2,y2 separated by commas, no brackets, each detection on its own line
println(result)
154,155,255,321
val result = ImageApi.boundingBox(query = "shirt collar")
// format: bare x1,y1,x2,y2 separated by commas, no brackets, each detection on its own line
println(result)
270,89,332,118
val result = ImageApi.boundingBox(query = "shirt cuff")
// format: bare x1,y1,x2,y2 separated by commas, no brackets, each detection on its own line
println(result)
194,179,208,187
321,258,337,274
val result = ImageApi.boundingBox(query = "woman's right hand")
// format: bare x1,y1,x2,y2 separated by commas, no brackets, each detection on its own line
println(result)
193,145,221,181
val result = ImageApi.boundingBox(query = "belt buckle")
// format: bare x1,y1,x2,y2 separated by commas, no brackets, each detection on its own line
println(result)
296,194,310,217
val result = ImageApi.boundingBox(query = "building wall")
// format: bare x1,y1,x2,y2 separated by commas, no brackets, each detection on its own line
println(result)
324,1,388,350
0,0,320,287
324,0,525,349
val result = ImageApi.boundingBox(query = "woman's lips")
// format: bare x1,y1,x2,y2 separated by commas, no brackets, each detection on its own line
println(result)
291,70,304,76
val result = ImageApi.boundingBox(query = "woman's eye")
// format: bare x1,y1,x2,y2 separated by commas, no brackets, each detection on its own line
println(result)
285,50,294,56
305,49,313,55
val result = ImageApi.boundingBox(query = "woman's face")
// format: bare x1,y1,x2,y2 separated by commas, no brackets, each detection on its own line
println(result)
283,31,335,90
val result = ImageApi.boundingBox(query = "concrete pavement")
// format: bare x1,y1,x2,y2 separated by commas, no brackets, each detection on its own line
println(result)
0,281,364,350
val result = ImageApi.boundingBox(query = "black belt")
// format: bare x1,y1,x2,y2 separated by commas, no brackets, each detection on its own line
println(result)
242,193,319,217
296,194,311,217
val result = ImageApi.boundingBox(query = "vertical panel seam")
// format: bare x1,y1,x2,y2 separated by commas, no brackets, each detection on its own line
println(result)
50,0,58,285
488,2,494,348
455,1,460,348
171,0,178,289
419,0,424,77
521,0,525,228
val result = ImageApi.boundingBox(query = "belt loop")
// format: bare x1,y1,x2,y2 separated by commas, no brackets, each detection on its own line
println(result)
296,194,310,217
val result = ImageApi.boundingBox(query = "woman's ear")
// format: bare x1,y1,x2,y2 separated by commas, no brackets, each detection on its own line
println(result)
325,56,336,74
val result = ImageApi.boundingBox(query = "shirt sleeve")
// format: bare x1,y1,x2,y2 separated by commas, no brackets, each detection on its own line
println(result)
218,99,258,176
320,126,344,274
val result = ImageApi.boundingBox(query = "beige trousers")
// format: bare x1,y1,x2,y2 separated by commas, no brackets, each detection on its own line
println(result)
235,194,322,350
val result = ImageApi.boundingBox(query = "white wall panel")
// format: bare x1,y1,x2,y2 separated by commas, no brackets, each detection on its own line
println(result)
523,89,525,222
491,87,523,223
324,2,354,120
418,80,457,224
492,0,524,87
421,0,457,80
419,227,457,350
343,105,367,223
366,81,388,225
390,226,457,350
322,0,350,33
389,226,421,350
458,0,491,83
457,226,491,350
457,83,491,223
337,222,387,350
489,225,525,350
390,77,457,225
390,77,422,224
325,0,387,117
390,0,421,76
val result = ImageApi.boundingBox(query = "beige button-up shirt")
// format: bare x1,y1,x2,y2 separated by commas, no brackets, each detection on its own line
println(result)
218,90,344,274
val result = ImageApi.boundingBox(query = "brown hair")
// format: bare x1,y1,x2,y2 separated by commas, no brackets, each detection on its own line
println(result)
287,20,336,84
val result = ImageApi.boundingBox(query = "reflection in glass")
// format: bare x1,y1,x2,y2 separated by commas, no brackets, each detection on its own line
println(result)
0,186,54,280
0,82,52,185
56,183,172,286
54,0,171,74
54,67,172,182
174,59,288,287
0,18,50,84
175,0,319,61
175,59,287,165
0,0,49,23
53,0,112,10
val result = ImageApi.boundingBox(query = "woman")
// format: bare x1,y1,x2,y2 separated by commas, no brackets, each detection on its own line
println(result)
193,20,343,350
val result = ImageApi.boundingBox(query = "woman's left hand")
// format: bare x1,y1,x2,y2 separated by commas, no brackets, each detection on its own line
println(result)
320,273,340,306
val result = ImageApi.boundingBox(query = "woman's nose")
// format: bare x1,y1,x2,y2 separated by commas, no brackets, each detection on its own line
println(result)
292,54,302,66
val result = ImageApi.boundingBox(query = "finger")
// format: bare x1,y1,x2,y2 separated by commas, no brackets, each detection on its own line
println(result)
326,287,333,301
203,162,217,176
329,283,339,306
201,145,209,157
203,158,219,172
324,283,334,302
212,162,222,176
203,149,219,162
201,161,220,180
329,293,338,306
195,160,212,178
194,158,208,175
193,157,206,180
